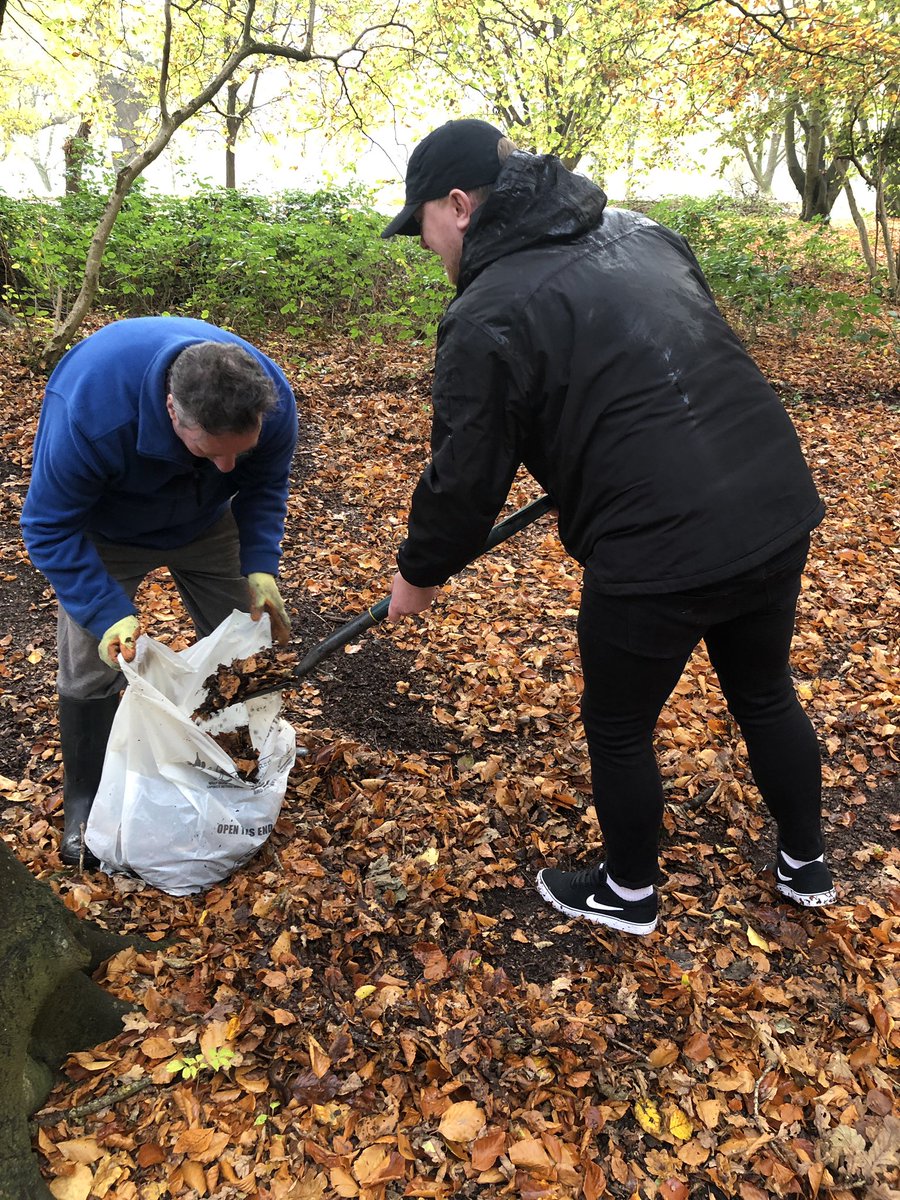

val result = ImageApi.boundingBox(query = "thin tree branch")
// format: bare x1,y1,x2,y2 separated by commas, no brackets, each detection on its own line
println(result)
302,0,315,58
159,0,173,122
715,0,876,69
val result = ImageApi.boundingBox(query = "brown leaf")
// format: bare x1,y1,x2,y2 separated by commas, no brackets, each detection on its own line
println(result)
48,1165,93,1200
136,1143,167,1167
739,1183,770,1200
308,1034,332,1078
682,1030,713,1061
582,1161,608,1200
141,1036,176,1059
412,941,449,981
55,1138,103,1165
437,1100,485,1143
289,1069,342,1106
353,1144,406,1185
507,1137,553,1172
471,1129,506,1171
180,1161,208,1195
648,1039,680,1067
849,1041,878,1068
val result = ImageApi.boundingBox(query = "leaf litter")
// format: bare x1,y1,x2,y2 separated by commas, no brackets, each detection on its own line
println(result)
0,322,897,1198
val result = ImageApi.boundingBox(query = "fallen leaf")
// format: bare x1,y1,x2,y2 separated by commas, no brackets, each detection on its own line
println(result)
329,1166,358,1197
55,1138,103,1165
353,1144,405,1185
438,1100,485,1142
747,925,771,952
635,1098,663,1136
659,1180,689,1200
507,1137,553,1171
471,1129,506,1171
649,1039,679,1067
695,1098,723,1129
141,1036,176,1059
309,1033,331,1077
677,1140,710,1166
180,1160,208,1194
49,1165,93,1200
136,1143,166,1167
665,1105,693,1141
682,1031,713,1061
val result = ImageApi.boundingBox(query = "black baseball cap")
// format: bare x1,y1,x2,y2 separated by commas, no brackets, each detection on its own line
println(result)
381,119,505,238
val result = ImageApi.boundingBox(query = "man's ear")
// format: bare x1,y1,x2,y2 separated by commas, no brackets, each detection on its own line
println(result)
448,188,475,232
165,394,177,422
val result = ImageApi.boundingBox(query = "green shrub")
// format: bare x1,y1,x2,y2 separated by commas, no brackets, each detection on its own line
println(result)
645,194,880,342
0,183,881,346
0,183,450,342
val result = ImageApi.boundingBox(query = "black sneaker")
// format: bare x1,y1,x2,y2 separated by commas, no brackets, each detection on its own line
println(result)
536,864,658,935
774,849,837,907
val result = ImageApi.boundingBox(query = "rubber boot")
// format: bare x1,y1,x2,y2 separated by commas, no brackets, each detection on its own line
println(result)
58,694,119,868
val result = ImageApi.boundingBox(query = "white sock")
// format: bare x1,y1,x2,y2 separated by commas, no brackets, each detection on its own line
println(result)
781,851,824,869
606,873,655,901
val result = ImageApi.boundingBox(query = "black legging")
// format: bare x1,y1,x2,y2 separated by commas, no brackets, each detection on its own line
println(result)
577,536,823,887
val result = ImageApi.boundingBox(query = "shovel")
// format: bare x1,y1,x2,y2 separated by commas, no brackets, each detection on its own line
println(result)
242,493,553,704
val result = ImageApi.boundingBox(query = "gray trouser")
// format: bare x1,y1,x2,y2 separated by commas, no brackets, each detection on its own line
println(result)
57,512,251,700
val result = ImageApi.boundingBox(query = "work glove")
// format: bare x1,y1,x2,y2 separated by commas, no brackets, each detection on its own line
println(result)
98,615,141,668
247,573,291,645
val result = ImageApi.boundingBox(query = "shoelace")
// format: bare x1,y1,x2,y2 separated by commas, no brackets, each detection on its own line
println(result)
564,865,605,889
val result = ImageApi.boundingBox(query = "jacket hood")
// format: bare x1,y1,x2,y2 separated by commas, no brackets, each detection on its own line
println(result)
457,151,607,292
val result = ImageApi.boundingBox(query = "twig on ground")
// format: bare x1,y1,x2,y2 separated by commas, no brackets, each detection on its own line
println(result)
30,1075,156,1128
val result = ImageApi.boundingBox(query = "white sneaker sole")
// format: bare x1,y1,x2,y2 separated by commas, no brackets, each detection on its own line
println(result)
536,873,658,935
776,881,837,907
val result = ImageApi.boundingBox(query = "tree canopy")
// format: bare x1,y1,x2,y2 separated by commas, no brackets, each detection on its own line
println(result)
1,0,898,359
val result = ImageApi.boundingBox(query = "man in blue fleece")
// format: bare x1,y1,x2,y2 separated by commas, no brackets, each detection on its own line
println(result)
21,316,299,868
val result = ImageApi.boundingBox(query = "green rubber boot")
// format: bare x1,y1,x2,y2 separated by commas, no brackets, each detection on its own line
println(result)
57,694,119,869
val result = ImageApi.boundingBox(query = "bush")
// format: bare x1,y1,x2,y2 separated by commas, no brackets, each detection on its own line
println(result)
0,184,882,346
0,183,451,342
645,193,880,340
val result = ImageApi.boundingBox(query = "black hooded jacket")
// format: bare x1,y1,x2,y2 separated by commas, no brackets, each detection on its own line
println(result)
397,152,824,593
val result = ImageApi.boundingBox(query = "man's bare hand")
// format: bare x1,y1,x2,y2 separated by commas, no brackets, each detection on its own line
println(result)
387,573,439,622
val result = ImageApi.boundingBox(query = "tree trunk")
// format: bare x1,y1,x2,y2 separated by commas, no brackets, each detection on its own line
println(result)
740,132,781,194
63,119,93,195
226,79,240,189
0,841,148,1199
885,160,900,218
102,73,145,172
801,104,825,219
784,100,847,222
224,70,261,190
844,178,877,281
875,186,899,299
761,127,783,193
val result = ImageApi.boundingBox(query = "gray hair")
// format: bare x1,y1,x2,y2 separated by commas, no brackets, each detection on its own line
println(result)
168,342,277,434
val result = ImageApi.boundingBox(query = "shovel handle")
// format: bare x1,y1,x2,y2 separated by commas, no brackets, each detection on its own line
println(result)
294,493,553,679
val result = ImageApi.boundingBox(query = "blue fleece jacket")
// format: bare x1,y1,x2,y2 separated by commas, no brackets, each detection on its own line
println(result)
21,317,298,639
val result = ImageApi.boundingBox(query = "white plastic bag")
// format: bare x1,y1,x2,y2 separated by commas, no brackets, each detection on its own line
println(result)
85,610,296,896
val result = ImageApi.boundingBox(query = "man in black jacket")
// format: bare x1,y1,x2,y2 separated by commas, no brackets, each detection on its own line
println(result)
382,119,835,935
